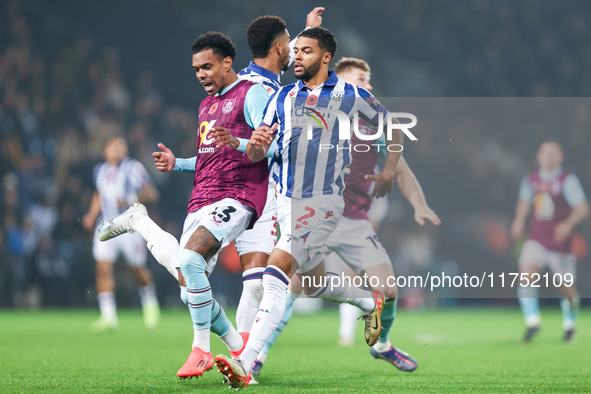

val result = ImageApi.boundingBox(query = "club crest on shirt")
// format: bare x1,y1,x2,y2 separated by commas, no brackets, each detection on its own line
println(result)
209,103,218,114
331,90,344,102
222,99,236,114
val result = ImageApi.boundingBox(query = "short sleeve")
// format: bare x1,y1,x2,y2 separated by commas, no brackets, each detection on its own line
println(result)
563,174,587,207
518,177,533,203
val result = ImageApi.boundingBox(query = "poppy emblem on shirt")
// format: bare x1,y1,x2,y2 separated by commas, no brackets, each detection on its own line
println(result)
209,103,218,114
306,95,318,106
222,99,236,114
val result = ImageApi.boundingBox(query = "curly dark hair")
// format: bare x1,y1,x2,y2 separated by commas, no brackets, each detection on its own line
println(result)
191,31,236,60
299,27,338,58
246,15,287,58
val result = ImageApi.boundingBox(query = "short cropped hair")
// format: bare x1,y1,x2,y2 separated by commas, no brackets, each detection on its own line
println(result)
298,27,337,58
191,32,236,60
246,16,287,58
333,57,371,75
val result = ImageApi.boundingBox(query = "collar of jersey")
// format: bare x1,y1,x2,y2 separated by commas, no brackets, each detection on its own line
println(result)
295,70,338,91
216,78,242,96
538,165,562,182
245,61,280,84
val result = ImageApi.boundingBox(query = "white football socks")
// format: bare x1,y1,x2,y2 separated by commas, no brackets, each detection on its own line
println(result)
220,329,244,353
338,302,361,344
134,215,179,280
97,291,118,324
236,267,265,332
308,273,375,313
238,265,289,373
138,283,157,307
192,328,211,352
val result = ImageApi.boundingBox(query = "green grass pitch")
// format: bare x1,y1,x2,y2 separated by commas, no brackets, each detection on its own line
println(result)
1,307,589,393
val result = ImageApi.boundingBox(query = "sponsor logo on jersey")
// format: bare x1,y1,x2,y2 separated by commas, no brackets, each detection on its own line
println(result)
366,96,379,107
199,120,217,148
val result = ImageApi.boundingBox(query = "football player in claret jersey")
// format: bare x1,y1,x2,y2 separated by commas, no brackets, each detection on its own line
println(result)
82,137,160,332
98,32,270,380
161,10,325,343
510,141,588,342
250,58,441,376
215,28,405,389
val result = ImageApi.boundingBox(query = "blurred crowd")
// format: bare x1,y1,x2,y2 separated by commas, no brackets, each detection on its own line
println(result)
0,2,198,307
1,0,590,308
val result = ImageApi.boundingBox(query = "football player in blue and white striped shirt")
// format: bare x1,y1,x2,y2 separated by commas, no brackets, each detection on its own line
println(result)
82,137,161,332
215,27,405,388
230,8,324,340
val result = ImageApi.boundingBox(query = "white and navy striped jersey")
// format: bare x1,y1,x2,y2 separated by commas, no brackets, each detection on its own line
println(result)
93,157,151,220
238,62,282,182
261,71,388,199
238,62,282,96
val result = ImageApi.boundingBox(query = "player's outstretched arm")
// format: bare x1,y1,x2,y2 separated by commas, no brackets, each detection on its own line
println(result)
247,123,277,162
395,156,441,226
366,126,403,199
213,127,240,149
152,143,176,172
82,191,101,231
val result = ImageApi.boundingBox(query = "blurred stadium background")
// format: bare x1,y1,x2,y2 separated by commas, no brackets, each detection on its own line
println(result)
1,0,590,311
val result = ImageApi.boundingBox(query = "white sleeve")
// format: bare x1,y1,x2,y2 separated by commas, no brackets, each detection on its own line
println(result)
518,177,533,203
563,174,587,207
128,160,150,191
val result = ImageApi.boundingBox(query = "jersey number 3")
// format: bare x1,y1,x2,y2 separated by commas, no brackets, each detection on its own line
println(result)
210,206,237,223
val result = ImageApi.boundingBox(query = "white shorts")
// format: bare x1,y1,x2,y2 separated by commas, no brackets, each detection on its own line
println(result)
176,198,254,274
325,216,391,275
92,229,147,267
275,194,344,274
235,183,277,256
518,239,576,279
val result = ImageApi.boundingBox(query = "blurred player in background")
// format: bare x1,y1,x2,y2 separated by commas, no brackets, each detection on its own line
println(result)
510,141,589,342
82,137,161,332
250,58,441,376
98,32,270,380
